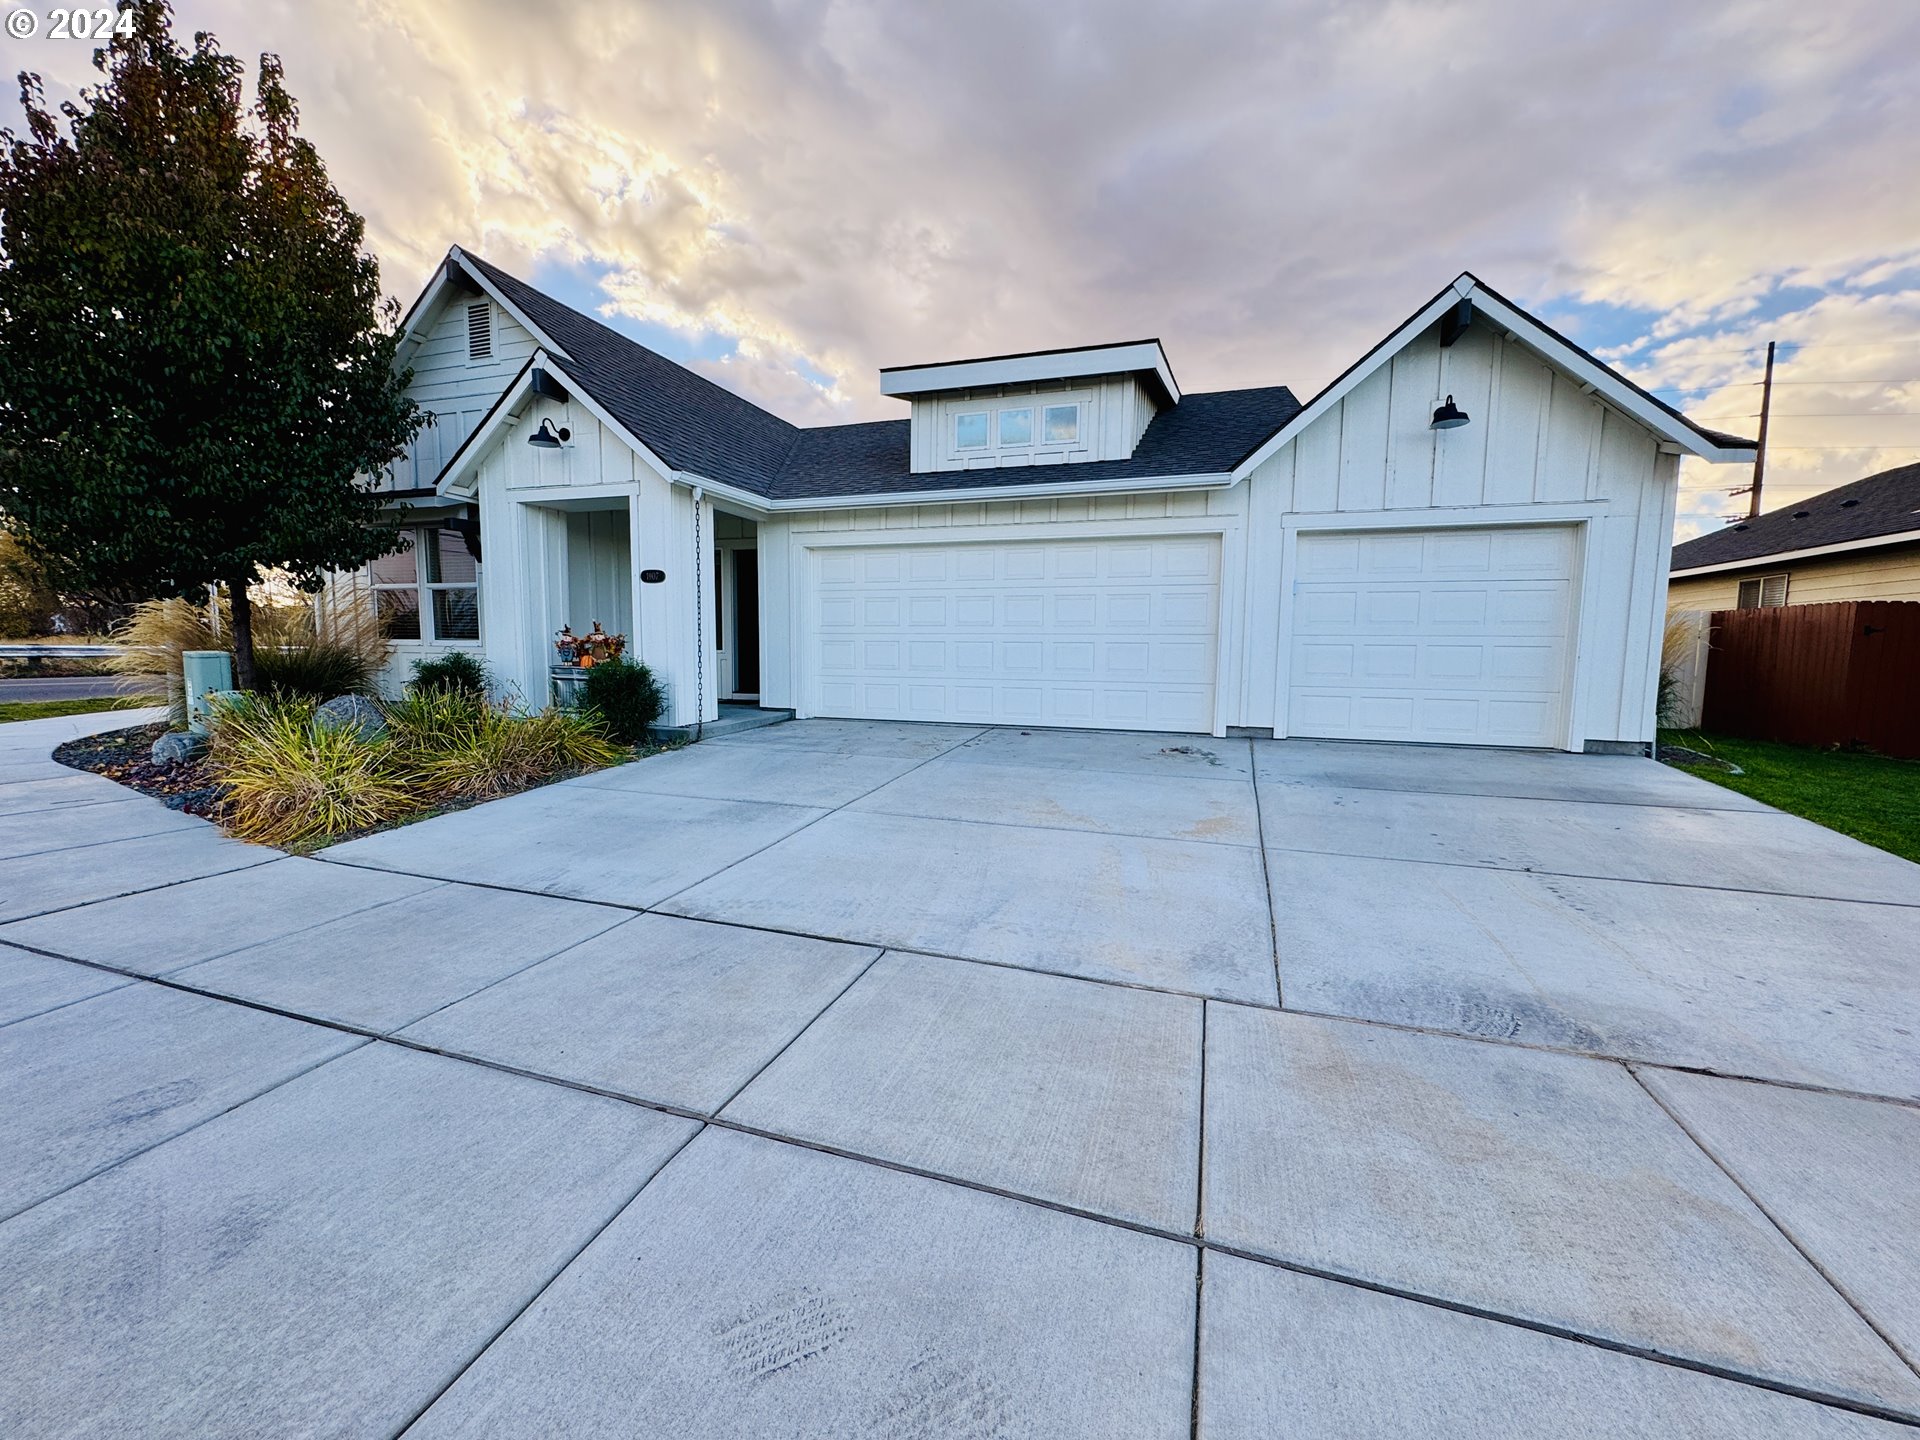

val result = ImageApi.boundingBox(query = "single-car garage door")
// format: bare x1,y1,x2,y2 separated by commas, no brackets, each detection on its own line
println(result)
810,536,1219,732
1287,525,1576,747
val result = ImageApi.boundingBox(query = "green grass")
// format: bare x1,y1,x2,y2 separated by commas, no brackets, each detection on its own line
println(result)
0,695,161,724
1662,730,1920,864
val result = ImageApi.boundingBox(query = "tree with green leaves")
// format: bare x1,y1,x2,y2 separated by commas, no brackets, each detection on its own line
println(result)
0,0,420,688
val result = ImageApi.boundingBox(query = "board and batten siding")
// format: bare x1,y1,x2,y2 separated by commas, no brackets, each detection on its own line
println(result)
1667,543,1920,611
767,322,1678,746
470,397,709,725
908,375,1162,473
387,298,538,492
1238,322,1680,746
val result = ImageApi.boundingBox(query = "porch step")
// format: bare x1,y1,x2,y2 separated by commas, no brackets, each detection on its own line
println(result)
652,704,795,744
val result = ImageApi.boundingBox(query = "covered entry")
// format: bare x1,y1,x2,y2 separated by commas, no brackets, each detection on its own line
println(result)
1286,525,1577,747
805,535,1220,732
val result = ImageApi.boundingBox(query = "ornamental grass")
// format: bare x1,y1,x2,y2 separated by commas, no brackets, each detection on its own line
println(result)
208,698,414,847
386,689,625,804
209,691,625,848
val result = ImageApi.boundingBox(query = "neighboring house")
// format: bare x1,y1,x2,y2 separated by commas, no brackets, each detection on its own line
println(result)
1668,462,1920,611
335,248,1754,750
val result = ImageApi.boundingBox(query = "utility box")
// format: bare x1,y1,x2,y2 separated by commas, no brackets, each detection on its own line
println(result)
183,650,234,734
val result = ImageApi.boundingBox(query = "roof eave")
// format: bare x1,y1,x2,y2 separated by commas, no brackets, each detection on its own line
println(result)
1671,527,1920,578
1230,275,1758,478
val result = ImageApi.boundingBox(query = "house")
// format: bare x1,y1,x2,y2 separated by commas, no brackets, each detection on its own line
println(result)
1668,462,1920,611
336,248,1755,752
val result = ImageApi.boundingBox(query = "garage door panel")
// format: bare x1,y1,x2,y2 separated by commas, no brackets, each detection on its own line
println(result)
1288,526,1574,748
809,536,1219,733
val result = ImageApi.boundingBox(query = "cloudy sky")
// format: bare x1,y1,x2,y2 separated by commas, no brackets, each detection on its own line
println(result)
7,0,1920,538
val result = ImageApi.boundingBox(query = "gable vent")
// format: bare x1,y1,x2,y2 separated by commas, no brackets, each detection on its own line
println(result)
466,302,493,361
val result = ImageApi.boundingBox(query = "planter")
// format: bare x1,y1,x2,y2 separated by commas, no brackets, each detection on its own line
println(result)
550,664,590,710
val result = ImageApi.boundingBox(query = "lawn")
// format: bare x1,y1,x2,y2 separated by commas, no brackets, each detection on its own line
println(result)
1662,730,1920,864
0,695,160,724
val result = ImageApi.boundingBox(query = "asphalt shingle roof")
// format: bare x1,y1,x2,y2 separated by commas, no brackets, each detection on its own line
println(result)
1671,462,1920,572
459,253,1300,501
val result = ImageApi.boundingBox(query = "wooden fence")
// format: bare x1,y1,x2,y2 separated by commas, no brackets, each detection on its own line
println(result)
1702,601,1920,758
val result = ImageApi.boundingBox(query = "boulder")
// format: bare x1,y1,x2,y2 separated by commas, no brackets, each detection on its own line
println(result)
313,694,388,744
151,730,209,767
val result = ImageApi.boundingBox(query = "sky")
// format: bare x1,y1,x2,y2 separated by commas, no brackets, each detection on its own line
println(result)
5,0,1919,541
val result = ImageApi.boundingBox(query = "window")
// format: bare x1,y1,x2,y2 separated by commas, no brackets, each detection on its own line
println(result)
370,527,481,641
466,302,493,361
425,529,480,640
1043,403,1080,444
955,412,989,449
369,544,421,640
998,408,1033,447
1736,574,1790,609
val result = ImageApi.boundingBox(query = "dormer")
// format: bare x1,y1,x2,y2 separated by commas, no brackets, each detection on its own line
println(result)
880,340,1180,474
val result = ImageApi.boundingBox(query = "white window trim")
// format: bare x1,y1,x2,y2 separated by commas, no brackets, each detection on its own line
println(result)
372,526,484,646
997,406,1035,449
465,301,495,365
954,411,990,449
1042,401,1081,445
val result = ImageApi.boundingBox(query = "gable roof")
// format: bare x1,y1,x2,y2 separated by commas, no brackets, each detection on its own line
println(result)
417,248,1296,502
1670,462,1920,575
456,252,804,492
1230,273,1757,476
406,250,1747,506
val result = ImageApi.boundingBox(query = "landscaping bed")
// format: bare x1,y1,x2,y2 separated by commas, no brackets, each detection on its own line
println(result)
54,721,229,819
1660,729,1920,864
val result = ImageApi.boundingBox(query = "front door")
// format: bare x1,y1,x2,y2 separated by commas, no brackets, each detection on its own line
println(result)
733,551,760,696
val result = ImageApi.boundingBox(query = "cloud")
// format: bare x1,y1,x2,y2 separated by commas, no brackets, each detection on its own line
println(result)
5,0,1916,532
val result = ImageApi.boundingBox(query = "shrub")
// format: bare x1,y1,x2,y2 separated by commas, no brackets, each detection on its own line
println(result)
209,697,413,848
386,689,625,804
410,651,491,697
579,658,666,744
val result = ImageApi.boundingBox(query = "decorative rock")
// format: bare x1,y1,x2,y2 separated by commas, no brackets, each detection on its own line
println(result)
313,694,387,743
151,731,209,767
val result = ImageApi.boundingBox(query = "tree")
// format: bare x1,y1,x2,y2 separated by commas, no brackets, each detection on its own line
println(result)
0,1,420,687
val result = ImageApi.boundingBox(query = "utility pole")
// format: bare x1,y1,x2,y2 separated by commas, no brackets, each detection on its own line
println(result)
1747,340,1776,520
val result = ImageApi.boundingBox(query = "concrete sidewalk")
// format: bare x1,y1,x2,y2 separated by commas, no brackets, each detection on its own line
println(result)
2,714,1916,1436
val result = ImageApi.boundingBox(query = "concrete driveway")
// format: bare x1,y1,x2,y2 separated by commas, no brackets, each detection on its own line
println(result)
3,715,1918,1436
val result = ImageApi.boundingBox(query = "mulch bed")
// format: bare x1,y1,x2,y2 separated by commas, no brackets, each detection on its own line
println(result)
53,722,232,821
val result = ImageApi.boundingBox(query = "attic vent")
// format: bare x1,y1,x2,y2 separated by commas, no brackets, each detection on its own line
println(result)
1792,509,1810,519
1842,498,1860,508
466,302,493,361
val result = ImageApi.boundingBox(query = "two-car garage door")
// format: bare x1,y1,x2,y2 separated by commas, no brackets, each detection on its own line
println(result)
1287,526,1576,747
809,536,1219,733
800,523,1576,746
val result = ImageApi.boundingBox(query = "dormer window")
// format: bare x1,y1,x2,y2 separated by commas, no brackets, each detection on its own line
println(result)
1043,404,1080,444
999,408,1033,447
955,412,989,448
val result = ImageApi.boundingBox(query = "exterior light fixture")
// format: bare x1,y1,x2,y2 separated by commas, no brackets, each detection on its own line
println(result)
1430,395,1470,430
528,418,571,448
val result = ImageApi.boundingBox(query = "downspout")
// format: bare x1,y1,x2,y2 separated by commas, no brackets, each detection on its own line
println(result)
692,485,705,742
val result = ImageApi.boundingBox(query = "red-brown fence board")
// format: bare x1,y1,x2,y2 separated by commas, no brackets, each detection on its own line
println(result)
1702,601,1920,757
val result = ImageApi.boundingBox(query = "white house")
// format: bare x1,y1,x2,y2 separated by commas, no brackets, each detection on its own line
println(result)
339,247,1755,752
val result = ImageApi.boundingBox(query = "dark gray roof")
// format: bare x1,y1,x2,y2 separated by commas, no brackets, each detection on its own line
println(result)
458,252,1298,500
1671,461,1920,572
770,387,1299,500
461,253,803,491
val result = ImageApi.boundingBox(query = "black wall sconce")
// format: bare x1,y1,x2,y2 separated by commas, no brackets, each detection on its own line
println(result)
1430,395,1470,430
528,418,571,448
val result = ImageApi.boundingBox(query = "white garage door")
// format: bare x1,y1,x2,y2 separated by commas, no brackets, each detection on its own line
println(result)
810,536,1219,732
1288,526,1576,747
